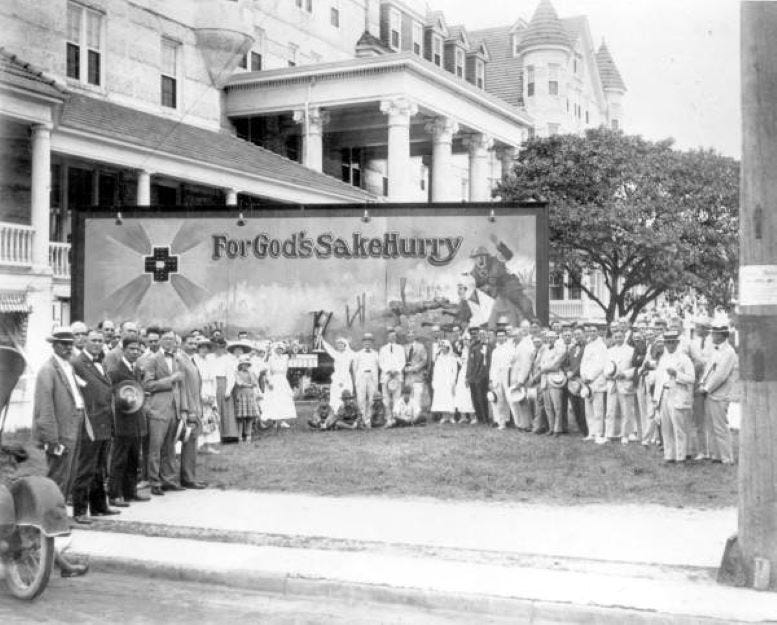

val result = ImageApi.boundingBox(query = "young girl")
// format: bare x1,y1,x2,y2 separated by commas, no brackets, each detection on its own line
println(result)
431,340,458,424
234,355,259,442
263,342,297,428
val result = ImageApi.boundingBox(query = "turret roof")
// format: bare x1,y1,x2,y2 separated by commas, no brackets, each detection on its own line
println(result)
515,0,571,53
596,41,626,91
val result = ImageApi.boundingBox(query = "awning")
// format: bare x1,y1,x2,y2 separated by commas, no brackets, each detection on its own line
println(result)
0,291,31,313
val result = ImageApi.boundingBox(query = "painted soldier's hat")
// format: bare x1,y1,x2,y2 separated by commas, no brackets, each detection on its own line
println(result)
470,246,489,258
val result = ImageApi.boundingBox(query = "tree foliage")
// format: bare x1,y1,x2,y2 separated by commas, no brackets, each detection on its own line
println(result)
497,128,740,322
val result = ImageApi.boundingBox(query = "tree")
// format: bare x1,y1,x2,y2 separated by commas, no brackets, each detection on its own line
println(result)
497,128,740,322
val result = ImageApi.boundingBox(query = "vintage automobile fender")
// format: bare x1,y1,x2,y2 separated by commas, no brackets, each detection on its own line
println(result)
0,483,14,538
10,476,70,537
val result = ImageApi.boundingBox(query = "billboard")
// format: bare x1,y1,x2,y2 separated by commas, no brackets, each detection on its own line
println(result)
73,203,548,343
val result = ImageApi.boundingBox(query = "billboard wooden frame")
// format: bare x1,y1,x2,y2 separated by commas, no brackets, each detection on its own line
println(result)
71,201,549,326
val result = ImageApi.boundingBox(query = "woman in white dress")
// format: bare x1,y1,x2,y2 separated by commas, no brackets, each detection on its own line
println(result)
263,342,297,428
194,338,220,453
431,340,458,424
454,335,476,424
209,338,239,442
321,337,355,412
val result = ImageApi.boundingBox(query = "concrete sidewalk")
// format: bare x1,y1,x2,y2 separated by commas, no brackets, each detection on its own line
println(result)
63,490,777,623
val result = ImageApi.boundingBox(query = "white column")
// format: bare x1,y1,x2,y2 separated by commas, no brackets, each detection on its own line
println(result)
137,170,151,206
225,188,238,206
293,108,330,172
30,123,52,272
425,117,459,202
380,98,418,201
465,133,494,202
497,145,516,182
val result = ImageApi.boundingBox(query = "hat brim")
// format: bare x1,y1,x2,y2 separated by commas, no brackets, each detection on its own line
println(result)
46,336,74,343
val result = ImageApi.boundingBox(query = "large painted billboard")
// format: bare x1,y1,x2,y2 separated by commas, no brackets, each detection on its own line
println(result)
73,203,548,344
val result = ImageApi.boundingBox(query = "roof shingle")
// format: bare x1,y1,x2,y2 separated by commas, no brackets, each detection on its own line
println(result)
0,47,66,100
596,41,626,91
515,0,571,52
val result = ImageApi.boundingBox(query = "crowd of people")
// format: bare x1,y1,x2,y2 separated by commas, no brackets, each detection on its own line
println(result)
29,312,738,529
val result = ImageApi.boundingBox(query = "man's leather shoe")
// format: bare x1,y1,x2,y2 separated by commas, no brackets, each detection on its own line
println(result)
127,494,151,502
109,498,130,508
72,515,93,525
60,561,89,578
150,486,165,496
161,482,185,492
91,508,121,516
181,481,207,490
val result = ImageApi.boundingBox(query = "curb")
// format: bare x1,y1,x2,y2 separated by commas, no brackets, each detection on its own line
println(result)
77,551,759,625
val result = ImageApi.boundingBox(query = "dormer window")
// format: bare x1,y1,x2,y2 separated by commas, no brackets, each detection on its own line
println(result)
432,35,442,67
455,48,464,78
476,59,485,89
389,8,401,50
412,22,423,56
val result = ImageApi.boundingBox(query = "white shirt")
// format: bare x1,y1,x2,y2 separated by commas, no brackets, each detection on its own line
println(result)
122,357,135,373
378,343,405,381
83,350,105,377
354,349,380,377
54,354,84,409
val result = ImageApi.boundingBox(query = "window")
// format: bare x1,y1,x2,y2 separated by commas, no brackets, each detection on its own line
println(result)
612,119,620,130
566,98,569,112
548,63,559,96
573,57,577,74
585,110,589,124
389,9,401,49
330,7,339,27
526,65,535,97
66,2,102,86
412,22,423,56
475,60,484,89
432,35,442,66
341,148,362,188
455,49,464,78
288,43,298,67
549,270,564,300
160,39,178,108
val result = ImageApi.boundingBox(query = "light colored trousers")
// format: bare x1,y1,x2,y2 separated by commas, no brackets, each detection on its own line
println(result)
704,398,733,463
355,374,378,425
584,392,606,438
543,386,565,433
636,378,653,440
606,391,638,439
659,397,689,461
510,397,534,430
688,393,709,457
493,381,512,426
382,376,403,416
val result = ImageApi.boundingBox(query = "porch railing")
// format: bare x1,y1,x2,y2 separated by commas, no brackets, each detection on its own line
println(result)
0,222,34,266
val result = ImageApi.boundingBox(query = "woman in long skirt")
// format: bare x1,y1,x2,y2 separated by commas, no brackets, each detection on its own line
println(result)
321,337,355,412
234,355,259,442
210,338,239,442
454,335,476,424
194,337,220,453
431,340,458,424
263,342,297,428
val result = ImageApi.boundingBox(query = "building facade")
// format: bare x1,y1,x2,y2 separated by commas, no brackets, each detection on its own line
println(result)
1,0,624,424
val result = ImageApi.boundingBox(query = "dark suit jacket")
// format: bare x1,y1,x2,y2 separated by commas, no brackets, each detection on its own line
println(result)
466,340,492,384
565,342,585,378
32,356,85,449
102,344,124,375
141,350,187,422
106,357,147,438
71,352,114,441
178,352,203,421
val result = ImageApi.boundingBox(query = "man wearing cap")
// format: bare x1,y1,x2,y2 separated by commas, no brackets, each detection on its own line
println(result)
698,325,738,464
653,329,696,463
689,317,714,460
378,330,405,417
106,336,150,506
604,326,637,444
71,329,117,521
141,328,188,495
508,323,535,430
580,323,609,443
70,321,88,358
489,329,514,430
539,330,567,435
353,333,380,426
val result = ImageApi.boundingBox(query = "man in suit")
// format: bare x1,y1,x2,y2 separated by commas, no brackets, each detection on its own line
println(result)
141,328,187,495
71,329,117,522
178,333,207,489
489,329,514,430
604,326,637,444
70,321,88,358
507,323,535,431
30,327,89,577
403,330,429,416
105,336,150,505
539,330,567,436
698,324,738,464
580,323,609,443
103,321,139,372
378,329,405,418
466,324,491,424
564,324,588,437
352,334,380,427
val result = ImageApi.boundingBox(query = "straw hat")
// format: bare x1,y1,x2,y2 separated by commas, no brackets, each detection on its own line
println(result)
604,360,617,378
509,385,526,403
46,327,75,343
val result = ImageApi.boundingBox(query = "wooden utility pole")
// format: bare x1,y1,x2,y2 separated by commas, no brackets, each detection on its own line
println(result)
732,1,777,591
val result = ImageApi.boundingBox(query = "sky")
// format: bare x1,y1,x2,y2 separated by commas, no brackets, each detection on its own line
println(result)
439,0,741,159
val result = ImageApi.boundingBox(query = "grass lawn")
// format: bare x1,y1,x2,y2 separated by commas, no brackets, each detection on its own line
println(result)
4,403,737,508
197,402,738,509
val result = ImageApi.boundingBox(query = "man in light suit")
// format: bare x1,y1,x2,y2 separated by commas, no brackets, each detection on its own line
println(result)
689,317,714,459
580,323,609,443
71,329,117,522
353,333,380,427
178,333,207,488
654,329,696,463
699,324,738,464
508,323,535,431
604,326,637,444
141,328,187,495
539,330,567,435
404,330,429,416
489,329,514,430
378,329,405,417
564,325,587,437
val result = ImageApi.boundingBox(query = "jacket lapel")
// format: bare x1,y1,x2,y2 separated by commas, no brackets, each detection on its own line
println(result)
52,357,77,404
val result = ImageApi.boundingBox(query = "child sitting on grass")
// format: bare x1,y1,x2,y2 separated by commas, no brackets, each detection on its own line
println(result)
308,395,334,430
370,391,387,428
385,387,425,428
332,389,361,430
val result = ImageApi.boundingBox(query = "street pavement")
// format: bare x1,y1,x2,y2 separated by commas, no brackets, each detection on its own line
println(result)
46,489,777,623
